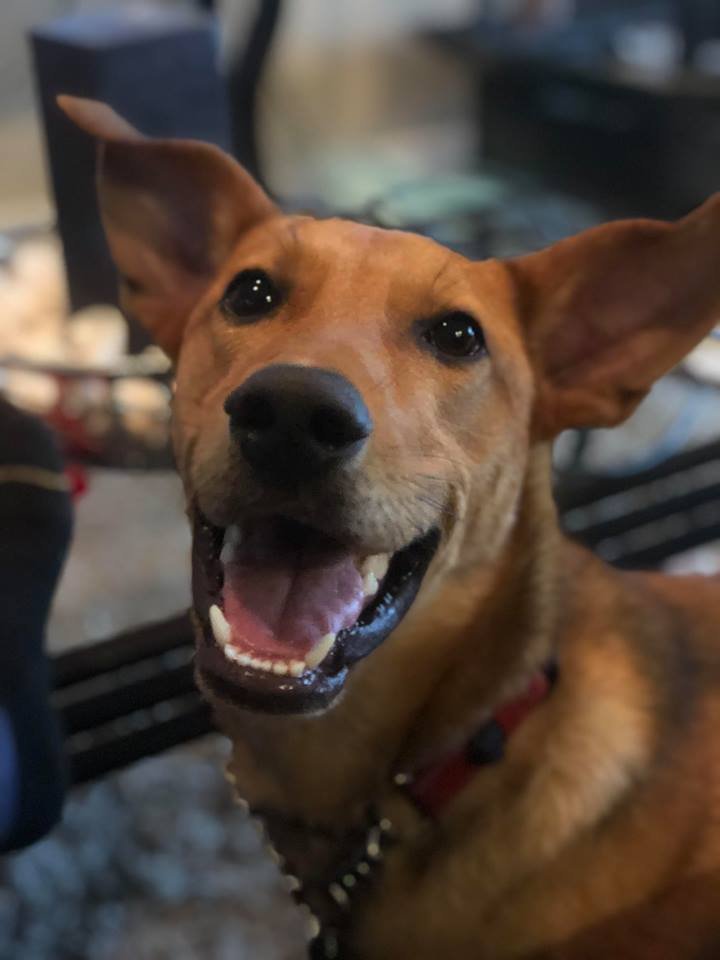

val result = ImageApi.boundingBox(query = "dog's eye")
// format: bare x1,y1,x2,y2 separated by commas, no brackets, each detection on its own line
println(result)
221,270,280,321
424,312,486,359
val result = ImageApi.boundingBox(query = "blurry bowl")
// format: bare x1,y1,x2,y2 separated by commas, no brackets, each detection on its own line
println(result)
0,350,174,470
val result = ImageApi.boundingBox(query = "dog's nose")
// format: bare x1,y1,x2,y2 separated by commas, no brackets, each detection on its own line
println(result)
225,364,373,485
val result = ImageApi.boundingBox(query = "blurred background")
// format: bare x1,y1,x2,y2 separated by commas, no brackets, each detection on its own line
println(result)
0,1,719,958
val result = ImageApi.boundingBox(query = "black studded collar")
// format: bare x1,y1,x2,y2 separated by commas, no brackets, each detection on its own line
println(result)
240,659,558,959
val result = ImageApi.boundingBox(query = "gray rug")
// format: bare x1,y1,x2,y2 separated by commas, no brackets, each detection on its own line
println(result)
0,737,304,960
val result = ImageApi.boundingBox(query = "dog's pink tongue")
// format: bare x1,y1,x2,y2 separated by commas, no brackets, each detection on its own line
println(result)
222,523,364,659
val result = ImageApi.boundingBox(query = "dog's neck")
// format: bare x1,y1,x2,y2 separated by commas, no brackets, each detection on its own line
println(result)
221,444,566,824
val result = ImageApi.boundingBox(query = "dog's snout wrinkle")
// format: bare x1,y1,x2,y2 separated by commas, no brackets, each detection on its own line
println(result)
225,364,372,487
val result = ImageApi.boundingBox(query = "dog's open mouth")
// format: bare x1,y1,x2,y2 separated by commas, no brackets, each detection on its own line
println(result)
192,512,439,713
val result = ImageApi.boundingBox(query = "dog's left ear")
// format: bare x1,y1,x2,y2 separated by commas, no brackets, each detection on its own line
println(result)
507,196,720,437
57,95,278,359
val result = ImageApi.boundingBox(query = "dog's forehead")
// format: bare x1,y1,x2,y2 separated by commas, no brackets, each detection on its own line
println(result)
256,215,466,281
285,215,444,252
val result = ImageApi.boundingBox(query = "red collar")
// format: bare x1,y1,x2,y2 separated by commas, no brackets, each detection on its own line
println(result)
398,661,557,819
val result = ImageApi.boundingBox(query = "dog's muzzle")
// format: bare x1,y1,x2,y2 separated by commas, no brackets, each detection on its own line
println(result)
190,364,440,713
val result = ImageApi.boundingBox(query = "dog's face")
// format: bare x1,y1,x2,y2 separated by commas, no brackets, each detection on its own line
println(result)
176,216,533,711
60,96,720,714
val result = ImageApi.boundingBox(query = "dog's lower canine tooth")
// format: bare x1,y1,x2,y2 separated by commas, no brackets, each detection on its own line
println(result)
219,541,234,565
361,552,390,582
209,604,231,646
363,571,379,597
224,524,242,546
305,632,336,670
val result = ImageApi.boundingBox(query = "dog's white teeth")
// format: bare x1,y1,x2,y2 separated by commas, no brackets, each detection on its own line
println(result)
219,541,234,565
363,571,379,598
360,552,390,583
243,654,270,671
224,524,242,546
359,552,390,598
289,660,306,678
209,604,232,646
305,632,336,670
220,524,242,565
220,648,309,677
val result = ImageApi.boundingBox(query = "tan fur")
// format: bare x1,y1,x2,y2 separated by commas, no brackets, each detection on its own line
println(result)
60,95,720,958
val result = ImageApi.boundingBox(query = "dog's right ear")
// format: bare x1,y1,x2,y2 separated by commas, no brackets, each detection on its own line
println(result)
57,96,278,359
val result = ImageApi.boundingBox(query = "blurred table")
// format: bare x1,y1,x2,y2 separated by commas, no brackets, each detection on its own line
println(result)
424,15,720,218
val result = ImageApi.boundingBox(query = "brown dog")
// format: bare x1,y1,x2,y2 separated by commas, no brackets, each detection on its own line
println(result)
60,95,720,960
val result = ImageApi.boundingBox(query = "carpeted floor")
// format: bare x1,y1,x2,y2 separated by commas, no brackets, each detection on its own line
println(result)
0,738,304,960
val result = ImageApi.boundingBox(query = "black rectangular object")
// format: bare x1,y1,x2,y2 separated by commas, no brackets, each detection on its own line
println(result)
31,7,231,351
480,61,671,217
478,57,720,219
